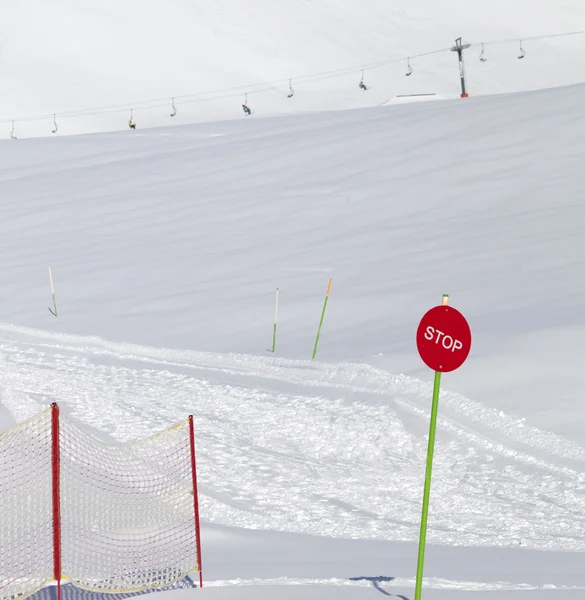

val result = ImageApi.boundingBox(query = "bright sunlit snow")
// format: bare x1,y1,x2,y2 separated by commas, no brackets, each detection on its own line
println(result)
1,1,585,599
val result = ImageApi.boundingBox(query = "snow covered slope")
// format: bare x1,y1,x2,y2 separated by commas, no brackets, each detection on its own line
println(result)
1,82,584,436
1,1,584,136
1,74,585,597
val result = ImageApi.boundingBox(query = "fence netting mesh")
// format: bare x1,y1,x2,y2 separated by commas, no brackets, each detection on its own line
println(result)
1,409,200,600
0,409,53,600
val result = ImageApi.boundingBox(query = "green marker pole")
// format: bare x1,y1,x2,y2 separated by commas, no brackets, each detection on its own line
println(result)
312,279,332,360
49,266,58,317
414,369,441,600
414,293,449,600
272,288,279,353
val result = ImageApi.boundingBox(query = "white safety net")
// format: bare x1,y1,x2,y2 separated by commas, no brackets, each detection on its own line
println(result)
60,415,199,593
0,409,201,600
0,409,54,600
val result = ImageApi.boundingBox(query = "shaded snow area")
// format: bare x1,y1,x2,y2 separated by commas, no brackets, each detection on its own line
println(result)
1,80,585,599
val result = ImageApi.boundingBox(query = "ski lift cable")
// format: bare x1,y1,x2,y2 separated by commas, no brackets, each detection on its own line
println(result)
0,40,517,126
37,89,249,121
51,28,585,113
3,94,236,124
18,28,583,121
0,46,453,125
1,29,584,126
471,29,585,48
3,28,584,126
3,81,275,122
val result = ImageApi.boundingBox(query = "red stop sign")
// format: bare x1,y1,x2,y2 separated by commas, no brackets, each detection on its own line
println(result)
416,305,471,372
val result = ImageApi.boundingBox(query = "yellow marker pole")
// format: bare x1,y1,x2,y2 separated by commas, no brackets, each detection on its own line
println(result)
312,279,332,360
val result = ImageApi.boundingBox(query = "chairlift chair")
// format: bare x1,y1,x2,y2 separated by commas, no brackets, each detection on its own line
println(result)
479,43,487,62
358,70,368,91
405,58,413,76
242,93,251,115
10,121,17,140
129,109,136,130
518,41,526,59
242,93,252,115
287,79,295,98
170,98,177,117
52,114,58,134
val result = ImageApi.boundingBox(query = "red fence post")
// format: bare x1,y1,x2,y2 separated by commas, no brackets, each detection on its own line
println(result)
188,416,203,588
51,403,62,600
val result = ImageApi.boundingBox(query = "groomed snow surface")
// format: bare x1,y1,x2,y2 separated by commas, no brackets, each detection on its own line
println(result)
2,2,585,596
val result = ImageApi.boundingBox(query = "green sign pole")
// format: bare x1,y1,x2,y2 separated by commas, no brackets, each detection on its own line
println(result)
414,293,472,599
414,369,441,600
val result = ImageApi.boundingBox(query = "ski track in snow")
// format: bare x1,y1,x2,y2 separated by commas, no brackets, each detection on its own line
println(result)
1,324,584,552
203,576,585,592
